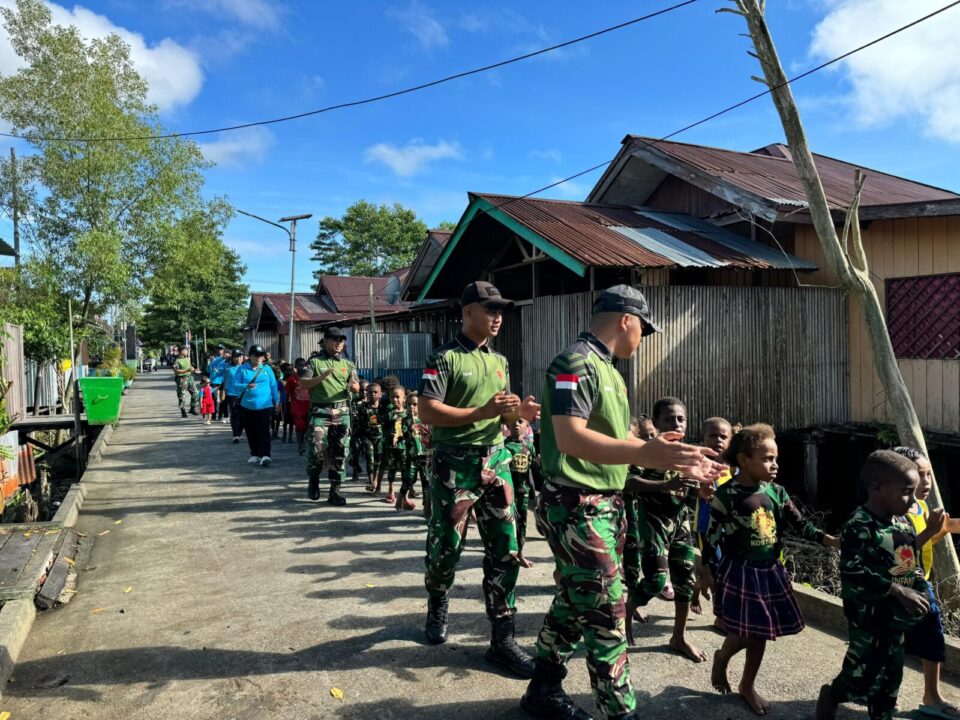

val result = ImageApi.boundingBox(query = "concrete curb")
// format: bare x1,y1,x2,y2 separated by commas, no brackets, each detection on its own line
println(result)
795,583,960,676
0,393,124,698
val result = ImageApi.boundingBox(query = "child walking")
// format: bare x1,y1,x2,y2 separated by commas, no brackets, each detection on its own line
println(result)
288,366,311,454
504,415,537,568
198,376,215,424
624,397,706,663
404,392,431,517
693,417,734,623
817,449,934,720
381,386,411,508
701,423,838,716
891,446,955,719
363,383,385,494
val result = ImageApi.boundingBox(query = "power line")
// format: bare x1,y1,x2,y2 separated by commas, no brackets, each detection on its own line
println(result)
487,0,960,210
6,0,701,143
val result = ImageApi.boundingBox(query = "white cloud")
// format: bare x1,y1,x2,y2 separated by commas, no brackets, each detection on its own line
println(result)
388,1,448,50
809,0,960,142
198,126,275,168
364,138,463,177
0,0,203,113
164,0,285,30
547,177,588,200
530,148,563,163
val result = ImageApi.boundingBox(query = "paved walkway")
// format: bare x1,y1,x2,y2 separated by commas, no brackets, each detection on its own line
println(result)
2,372,958,719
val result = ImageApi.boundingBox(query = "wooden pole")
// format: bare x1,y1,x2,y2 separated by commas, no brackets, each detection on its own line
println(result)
733,0,960,590
68,300,83,481
10,148,19,270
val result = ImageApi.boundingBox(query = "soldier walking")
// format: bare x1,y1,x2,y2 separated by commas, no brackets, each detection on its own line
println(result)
419,281,540,678
299,327,360,505
522,285,721,720
173,345,198,418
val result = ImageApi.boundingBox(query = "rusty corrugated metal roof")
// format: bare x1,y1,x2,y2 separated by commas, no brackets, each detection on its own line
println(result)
629,136,960,211
474,193,815,271
428,229,453,247
319,275,408,313
258,293,348,325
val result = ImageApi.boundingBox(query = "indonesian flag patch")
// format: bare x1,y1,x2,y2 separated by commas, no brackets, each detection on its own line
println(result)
555,373,579,391
422,368,439,382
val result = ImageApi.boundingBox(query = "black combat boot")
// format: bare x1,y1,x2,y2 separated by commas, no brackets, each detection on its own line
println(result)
188,407,198,416
327,480,347,506
521,659,594,720
181,409,187,418
307,473,321,501
486,615,535,678
425,595,448,645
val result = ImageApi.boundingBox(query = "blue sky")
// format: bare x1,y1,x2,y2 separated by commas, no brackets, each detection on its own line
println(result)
1,0,959,292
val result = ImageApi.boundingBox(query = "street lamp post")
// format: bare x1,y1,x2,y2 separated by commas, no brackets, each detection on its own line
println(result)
237,209,313,365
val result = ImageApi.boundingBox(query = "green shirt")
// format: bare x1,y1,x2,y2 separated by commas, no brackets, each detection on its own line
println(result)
540,332,630,492
840,505,927,631
173,357,192,376
419,333,510,447
704,481,824,566
304,350,358,405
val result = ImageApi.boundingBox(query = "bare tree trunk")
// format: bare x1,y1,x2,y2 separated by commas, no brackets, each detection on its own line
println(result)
733,0,960,591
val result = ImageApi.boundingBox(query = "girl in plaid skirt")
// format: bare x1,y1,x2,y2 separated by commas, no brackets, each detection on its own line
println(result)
699,423,839,716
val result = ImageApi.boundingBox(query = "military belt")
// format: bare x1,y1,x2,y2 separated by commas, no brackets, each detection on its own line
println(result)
310,400,349,411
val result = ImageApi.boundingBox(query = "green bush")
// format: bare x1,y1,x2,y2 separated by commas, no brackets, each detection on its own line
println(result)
119,366,135,382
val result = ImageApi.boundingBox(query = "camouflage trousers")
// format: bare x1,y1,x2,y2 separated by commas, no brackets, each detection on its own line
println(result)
349,421,364,475
828,624,906,720
407,455,429,495
306,405,351,481
424,445,519,620
511,471,533,555
358,435,383,482
381,444,410,489
175,375,197,411
535,481,635,719
623,494,696,606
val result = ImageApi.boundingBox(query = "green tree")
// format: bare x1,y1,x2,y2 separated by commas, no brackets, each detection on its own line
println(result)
140,200,249,350
0,0,208,332
435,220,458,231
311,200,427,279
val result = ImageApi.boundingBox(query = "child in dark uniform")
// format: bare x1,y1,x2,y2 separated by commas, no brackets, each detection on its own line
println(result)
381,386,411,509
505,416,536,568
702,423,838,716
363,383,384,494
817,449,934,720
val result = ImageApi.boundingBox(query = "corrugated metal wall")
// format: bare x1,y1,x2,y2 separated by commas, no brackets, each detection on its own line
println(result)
2,323,26,421
354,332,432,373
521,287,849,434
24,360,59,410
243,329,279,359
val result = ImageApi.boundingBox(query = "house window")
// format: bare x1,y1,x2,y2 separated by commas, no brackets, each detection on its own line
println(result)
886,273,960,359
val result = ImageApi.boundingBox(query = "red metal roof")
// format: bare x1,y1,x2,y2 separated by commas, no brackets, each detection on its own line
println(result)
319,275,407,314
473,193,815,271
258,293,348,325
629,136,960,211
428,229,453,247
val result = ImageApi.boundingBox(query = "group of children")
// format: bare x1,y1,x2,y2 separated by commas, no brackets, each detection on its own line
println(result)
613,395,956,720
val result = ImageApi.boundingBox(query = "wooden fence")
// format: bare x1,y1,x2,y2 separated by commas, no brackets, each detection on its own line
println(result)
519,286,850,434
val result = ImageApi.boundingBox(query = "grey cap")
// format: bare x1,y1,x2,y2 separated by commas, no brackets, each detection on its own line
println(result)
592,284,660,337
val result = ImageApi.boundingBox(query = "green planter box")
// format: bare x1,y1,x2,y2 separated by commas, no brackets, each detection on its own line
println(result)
78,376,124,425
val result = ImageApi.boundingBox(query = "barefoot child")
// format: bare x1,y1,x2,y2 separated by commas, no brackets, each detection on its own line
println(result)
817,449,933,720
891,446,955,719
381,386,412,508
702,423,838,716
624,397,707,663
504,415,536,568
198,376,215,424
404,392,431,518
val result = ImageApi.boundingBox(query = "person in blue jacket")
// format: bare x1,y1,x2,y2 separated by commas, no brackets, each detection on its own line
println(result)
237,345,279,466
223,349,246,443
206,344,228,422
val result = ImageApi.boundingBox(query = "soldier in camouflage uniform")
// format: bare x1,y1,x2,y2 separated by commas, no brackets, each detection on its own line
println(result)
300,327,359,506
419,281,540,679
524,286,721,720
173,346,198,418
817,450,931,720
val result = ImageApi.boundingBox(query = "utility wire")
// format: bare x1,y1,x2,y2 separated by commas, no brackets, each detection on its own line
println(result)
3,0,700,143
487,0,960,209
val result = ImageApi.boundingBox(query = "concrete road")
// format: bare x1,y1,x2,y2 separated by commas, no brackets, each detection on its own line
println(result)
2,372,957,719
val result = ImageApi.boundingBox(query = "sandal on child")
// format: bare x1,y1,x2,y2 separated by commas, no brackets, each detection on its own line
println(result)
919,703,960,719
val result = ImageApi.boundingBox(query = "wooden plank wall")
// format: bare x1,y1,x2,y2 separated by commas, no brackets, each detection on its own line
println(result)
2,323,26,422
521,287,849,434
793,218,960,434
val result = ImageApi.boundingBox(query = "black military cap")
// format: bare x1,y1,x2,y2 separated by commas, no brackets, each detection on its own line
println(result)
234,348,244,356
216,343,226,350
323,326,347,340
248,344,266,356
592,285,661,336
460,281,514,310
